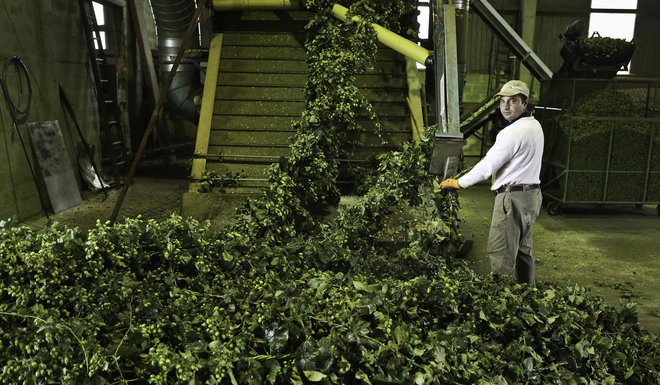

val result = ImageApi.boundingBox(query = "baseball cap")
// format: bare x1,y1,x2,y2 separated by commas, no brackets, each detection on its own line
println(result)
495,80,529,98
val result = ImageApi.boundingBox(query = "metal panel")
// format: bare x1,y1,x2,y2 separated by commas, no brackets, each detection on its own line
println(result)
27,121,82,214
540,79,660,210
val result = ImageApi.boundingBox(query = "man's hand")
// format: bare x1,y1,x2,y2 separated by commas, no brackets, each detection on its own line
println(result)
439,178,461,190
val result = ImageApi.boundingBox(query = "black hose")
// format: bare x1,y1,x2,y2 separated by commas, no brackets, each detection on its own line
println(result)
0,56,49,218
1,56,32,123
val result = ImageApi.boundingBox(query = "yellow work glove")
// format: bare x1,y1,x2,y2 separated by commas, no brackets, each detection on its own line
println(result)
439,178,461,190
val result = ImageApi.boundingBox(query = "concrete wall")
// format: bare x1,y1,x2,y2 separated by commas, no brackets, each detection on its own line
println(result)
0,0,160,221
631,0,660,76
0,0,101,220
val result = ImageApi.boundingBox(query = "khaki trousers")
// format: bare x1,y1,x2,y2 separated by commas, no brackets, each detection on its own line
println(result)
487,189,542,285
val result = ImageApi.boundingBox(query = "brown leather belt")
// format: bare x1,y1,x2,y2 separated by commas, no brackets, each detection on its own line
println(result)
495,184,540,194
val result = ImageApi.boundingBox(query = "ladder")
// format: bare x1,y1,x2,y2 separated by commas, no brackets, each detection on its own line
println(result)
78,0,128,185
487,35,515,96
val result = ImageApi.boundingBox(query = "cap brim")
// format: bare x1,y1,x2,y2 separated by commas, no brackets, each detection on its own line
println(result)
496,90,529,97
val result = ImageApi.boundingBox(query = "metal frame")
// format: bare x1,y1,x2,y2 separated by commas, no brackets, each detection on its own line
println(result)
539,78,660,214
472,0,552,82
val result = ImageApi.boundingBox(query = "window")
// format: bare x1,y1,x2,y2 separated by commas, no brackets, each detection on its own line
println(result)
589,0,637,74
93,1,107,50
416,1,431,69
417,0,431,40
591,0,637,10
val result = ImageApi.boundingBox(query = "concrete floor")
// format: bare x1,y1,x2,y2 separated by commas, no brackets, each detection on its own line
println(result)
457,183,660,334
23,175,660,334
23,176,188,231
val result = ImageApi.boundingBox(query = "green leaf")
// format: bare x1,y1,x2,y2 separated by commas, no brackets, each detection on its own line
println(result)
266,360,282,384
228,368,239,385
304,371,328,382
522,357,534,372
291,368,303,385
353,280,368,291
624,368,634,379
355,370,373,385
414,371,425,385
544,289,555,300
209,340,222,351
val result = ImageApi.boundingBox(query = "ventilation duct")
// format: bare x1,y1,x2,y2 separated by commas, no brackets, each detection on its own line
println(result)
452,0,470,11
151,0,202,122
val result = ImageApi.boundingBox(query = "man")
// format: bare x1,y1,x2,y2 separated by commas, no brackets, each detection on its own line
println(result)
439,80,544,285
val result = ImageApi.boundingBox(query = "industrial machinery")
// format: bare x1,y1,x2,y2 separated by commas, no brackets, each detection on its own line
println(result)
537,22,660,215
123,0,556,187
118,0,567,218
428,0,553,180
538,78,660,215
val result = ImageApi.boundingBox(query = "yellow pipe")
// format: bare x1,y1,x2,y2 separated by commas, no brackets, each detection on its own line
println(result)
213,2,431,65
214,0,301,10
405,58,425,142
331,4,431,66
190,34,224,184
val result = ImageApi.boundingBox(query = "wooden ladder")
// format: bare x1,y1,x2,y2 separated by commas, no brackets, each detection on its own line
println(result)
78,0,128,185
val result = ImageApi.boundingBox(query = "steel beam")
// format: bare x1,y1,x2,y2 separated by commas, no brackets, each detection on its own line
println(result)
214,0,301,10
472,0,552,81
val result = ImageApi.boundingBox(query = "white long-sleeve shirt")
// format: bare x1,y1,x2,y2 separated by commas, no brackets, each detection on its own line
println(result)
458,116,544,191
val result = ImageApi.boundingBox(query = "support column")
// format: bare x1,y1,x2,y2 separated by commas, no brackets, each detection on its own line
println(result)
429,1,464,180
519,0,538,98
443,3,460,134
432,0,446,130
453,1,469,108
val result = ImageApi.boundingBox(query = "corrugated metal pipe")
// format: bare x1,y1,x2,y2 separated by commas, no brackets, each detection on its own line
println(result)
452,0,469,101
452,0,470,11
151,0,202,122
